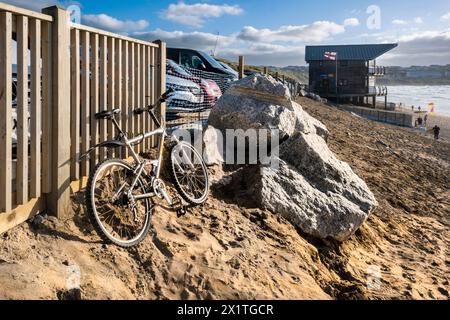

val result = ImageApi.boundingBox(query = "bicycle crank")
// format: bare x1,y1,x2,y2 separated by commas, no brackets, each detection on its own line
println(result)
153,179,173,206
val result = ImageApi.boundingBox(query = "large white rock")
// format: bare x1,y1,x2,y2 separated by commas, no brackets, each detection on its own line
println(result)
207,74,378,241
209,74,297,139
248,158,374,242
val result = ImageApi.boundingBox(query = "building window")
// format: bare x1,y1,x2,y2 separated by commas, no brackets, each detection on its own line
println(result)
339,79,348,86
340,60,348,67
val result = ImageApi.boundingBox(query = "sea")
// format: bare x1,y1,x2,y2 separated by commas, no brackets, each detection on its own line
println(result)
387,85,450,116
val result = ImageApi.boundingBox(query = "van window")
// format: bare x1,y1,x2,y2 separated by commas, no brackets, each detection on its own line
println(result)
180,51,205,70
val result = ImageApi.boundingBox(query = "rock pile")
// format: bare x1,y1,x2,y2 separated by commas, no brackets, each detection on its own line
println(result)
206,74,378,241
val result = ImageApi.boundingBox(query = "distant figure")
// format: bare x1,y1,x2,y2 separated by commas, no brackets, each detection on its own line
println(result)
424,114,428,126
418,106,422,112
412,106,415,111
417,117,423,126
433,125,441,140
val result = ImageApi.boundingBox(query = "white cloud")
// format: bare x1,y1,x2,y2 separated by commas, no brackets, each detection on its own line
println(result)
392,19,408,25
136,29,234,50
344,18,360,27
414,17,424,24
378,29,450,66
441,12,450,21
237,21,346,43
161,2,243,27
82,14,149,32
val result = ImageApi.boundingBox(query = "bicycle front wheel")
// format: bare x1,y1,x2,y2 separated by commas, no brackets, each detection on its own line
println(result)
85,159,152,247
170,142,209,205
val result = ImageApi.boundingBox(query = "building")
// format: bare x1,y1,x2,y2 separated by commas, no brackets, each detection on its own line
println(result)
305,43,398,108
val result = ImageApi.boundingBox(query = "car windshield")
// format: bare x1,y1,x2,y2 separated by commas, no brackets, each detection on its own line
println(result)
167,60,192,77
198,51,225,70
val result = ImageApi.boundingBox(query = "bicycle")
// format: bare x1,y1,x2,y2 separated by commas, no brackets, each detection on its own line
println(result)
82,89,209,247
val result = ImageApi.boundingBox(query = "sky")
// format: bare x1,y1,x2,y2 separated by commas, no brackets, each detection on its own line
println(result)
5,0,450,67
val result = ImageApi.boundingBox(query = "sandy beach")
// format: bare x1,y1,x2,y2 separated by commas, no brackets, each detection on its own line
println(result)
0,96,448,300
425,113,450,141
395,106,450,141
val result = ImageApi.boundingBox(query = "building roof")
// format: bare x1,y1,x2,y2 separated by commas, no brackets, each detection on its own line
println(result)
305,43,398,62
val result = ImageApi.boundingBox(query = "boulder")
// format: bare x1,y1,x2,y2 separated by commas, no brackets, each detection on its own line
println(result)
209,74,297,139
207,74,378,241
248,158,375,242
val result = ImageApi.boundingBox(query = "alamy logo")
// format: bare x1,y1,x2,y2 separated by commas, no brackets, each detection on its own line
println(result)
66,264,81,290
172,128,280,170
366,265,382,290
366,5,381,30
67,5,81,24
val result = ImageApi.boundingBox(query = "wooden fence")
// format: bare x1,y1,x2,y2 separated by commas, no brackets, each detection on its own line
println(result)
0,2,166,234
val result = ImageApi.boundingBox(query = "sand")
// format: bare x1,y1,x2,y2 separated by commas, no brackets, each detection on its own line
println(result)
0,96,448,300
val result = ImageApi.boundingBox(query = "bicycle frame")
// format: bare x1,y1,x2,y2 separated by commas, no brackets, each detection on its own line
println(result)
85,90,198,208
108,112,177,206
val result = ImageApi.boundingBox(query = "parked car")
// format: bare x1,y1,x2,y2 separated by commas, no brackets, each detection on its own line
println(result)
167,48,238,80
166,74,204,114
167,59,222,108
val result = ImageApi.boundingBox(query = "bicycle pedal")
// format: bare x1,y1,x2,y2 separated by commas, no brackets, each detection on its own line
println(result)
176,207,187,217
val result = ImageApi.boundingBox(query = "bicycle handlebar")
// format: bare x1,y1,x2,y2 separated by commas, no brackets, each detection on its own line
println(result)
133,89,175,116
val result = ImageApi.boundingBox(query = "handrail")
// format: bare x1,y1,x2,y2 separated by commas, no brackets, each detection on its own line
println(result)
71,23,159,48
0,2,53,22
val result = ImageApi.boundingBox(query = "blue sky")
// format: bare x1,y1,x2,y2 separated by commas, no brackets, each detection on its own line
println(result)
6,0,450,66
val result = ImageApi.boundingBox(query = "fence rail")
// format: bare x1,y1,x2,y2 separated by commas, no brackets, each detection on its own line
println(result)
0,2,166,234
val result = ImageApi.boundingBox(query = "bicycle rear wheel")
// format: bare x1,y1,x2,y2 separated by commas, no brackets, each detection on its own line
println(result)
169,142,209,205
86,159,152,247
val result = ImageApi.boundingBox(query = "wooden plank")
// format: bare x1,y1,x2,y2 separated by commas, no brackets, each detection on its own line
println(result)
30,18,41,199
42,6,72,218
0,2,53,22
156,41,167,126
0,12,12,213
114,39,123,157
41,21,52,193
150,46,156,147
71,23,158,48
70,28,80,181
134,43,141,153
80,30,90,177
128,42,135,141
140,44,146,152
121,41,129,157
107,37,115,157
99,35,108,160
90,33,99,169
0,197,45,234
145,45,150,150
15,15,28,205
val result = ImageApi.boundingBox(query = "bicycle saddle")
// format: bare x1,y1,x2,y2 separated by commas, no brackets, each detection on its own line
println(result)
95,108,121,120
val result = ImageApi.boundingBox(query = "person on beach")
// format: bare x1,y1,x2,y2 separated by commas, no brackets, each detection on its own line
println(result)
424,114,428,126
433,125,441,140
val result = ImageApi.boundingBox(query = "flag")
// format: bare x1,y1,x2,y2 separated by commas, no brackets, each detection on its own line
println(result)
324,51,337,61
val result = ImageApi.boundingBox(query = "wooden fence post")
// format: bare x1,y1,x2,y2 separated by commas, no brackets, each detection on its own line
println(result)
238,55,244,79
0,12,12,213
154,40,166,124
42,6,71,218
